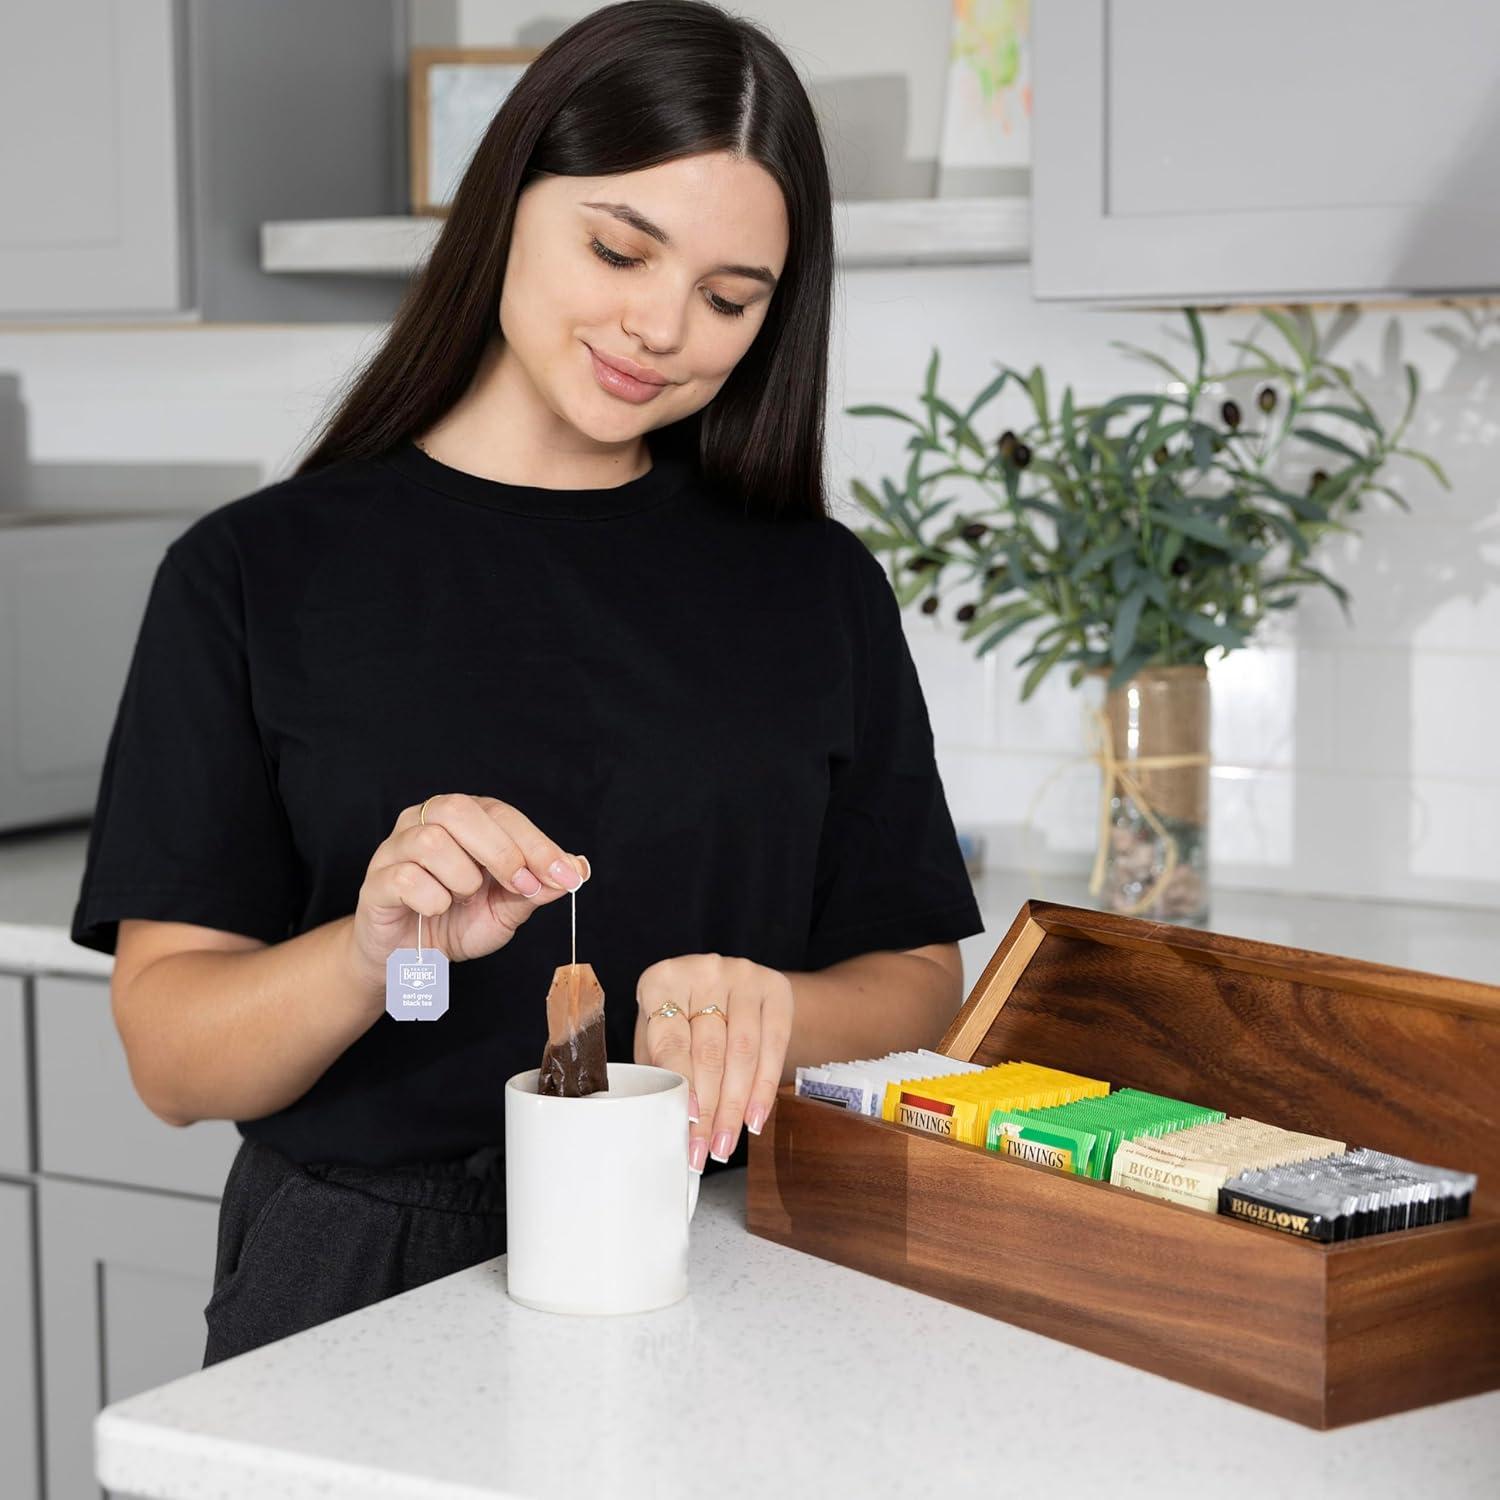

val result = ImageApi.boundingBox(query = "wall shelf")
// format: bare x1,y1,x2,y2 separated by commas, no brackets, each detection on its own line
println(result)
260,197,1032,277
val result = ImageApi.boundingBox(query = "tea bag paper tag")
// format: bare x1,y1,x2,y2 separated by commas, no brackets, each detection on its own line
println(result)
386,947,450,1021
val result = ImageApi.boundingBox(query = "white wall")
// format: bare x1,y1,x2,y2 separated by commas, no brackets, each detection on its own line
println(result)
1,2,1496,912
834,266,1500,913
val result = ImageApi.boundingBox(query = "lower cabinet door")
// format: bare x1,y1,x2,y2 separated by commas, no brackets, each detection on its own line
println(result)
0,1180,42,1500
38,1177,220,1500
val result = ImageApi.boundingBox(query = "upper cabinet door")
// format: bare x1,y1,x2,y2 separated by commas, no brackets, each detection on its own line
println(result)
1032,0,1500,303
0,0,185,317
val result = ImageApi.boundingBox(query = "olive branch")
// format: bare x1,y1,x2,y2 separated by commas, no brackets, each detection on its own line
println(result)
845,306,1450,701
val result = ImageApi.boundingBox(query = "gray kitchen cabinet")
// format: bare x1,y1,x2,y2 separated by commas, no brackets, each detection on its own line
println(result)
40,1177,220,1500
0,1181,43,1500
1,0,408,323
1031,0,1500,303
0,973,32,1173
0,0,185,317
34,975,240,1195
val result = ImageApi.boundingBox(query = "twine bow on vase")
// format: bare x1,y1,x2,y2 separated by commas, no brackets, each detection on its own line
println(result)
1021,671,1213,923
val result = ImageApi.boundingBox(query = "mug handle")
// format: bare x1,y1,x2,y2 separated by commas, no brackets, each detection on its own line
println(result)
687,1163,701,1221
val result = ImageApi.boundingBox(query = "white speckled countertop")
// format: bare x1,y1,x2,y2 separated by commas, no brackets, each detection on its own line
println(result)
94,1171,1500,1500
1,825,1493,1496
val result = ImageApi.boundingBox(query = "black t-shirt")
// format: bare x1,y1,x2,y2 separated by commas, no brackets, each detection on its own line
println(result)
71,438,984,1168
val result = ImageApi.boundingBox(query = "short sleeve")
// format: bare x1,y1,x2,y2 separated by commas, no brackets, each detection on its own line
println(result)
70,526,304,956
803,524,986,970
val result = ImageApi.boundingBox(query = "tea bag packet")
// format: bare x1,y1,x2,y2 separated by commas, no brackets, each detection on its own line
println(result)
795,1050,983,1115
888,1060,1109,1145
1111,1117,1347,1211
986,1087,1222,1179
1219,1148,1477,1240
538,961,609,1097
794,1065,871,1113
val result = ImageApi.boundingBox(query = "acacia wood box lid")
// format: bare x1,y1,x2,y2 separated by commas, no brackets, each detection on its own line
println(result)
937,900,1500,1197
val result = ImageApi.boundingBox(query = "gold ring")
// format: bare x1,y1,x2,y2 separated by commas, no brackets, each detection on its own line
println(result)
419,795,438,826
648,1001,684,1021
690,1004,727,1021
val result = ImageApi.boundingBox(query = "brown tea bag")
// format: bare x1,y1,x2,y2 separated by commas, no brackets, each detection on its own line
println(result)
538,962,608,1096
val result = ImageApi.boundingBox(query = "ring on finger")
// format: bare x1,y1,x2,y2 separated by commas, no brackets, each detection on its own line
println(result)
648,1001,685,1022
689,1004,727,1021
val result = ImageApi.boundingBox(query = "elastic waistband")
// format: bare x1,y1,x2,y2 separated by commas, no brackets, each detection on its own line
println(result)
238,1135,507,1215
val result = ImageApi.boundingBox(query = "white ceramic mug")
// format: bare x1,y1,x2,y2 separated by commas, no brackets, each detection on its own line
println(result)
504,1062,701,1315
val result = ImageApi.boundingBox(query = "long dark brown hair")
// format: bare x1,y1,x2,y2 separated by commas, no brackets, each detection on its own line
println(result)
295,0,834,521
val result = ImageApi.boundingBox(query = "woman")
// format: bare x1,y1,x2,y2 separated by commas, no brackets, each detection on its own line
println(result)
70,0,983,1369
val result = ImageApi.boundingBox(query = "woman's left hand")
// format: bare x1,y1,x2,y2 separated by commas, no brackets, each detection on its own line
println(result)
634,953,795,1172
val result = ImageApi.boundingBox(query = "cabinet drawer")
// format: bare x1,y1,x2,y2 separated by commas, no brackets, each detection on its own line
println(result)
0,974,30,1174
34,974,239,1196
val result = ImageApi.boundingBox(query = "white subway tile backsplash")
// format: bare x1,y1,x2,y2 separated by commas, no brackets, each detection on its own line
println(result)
3,252,1498,911
837,272,1500,909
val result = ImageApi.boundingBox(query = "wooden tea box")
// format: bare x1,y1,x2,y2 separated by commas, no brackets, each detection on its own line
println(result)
747,899,1500,1428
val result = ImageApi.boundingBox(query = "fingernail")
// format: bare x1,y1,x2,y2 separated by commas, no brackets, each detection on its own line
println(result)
710,1130,733,1162
688,1136,708,1173
513,867,542,895
576,854,591,884
549,858,582,891
745,1104,767,1136
688,1090,700,1123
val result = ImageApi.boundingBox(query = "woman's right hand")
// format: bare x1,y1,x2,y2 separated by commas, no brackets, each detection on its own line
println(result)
348,793,590,991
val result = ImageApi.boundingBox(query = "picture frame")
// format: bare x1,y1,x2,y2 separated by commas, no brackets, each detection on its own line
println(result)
408,47,543,216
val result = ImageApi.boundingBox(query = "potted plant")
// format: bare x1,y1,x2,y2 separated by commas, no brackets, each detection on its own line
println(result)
846,306,1448,923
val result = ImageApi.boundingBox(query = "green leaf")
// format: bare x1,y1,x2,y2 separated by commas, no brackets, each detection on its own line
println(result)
928,394,990,458
1112,585,1149,664
849,478,896,527
1394,446,1451,489
1067,532,1135,582
1015,495,1067,523
975,609,1044,657
1398,362,1420,436
1299,403,1382,432
1227,338,1293,374
1024,365,1051,435
922,347,940,403
1021,637,1070,702
1110,341,1190,385
1367,482,1413,514
845,402,924,429
962,368,1011,423
1173,609,1247,652
1059,385,1089,472
1078,394,1171,422
1262,308,1313,369
1143,507,1239,552
1292,427,1368,463
1258,511,1313,558
850,526,906,553
1237,475,1331,523
961,597,1035,642
1185,308,1207,384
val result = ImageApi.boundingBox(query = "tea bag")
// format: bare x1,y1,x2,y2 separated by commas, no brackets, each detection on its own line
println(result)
538,961,608,1096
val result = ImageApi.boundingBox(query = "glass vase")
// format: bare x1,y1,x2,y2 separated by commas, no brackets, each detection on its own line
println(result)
1086,665,1211,925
